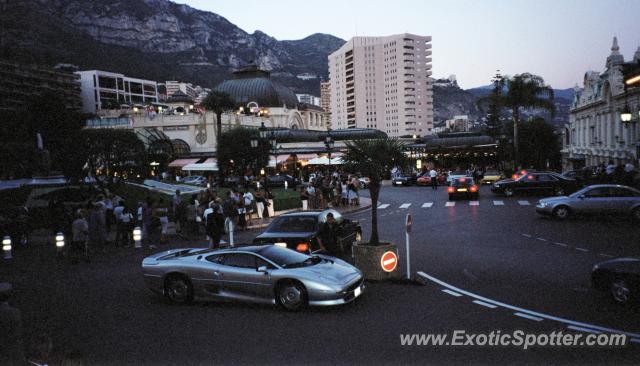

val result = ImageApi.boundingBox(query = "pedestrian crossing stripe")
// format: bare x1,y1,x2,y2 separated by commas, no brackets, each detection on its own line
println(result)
375,200,532,208
493,200,504,205
518,200,530,206
399,203,411,209
377,204,390,209
422,202,434,208
445,202,455,207
469,201,479,206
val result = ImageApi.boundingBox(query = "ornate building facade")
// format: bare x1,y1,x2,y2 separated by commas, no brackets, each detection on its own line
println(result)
562,38,640,170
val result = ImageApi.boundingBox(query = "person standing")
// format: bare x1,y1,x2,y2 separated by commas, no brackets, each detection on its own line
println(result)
205,201,224,249
255,190,265,219
113,200,125,248
265,187,275,218
185,196,199,239
0,282,24,366
236,195,247,230
300,186,309,210
70,210,89,264
172,190,184,233
243,190,254,227
223,191,238,244
88,201,106,255
317,213,342,258
429,168,438,190
119,205,134,247
306,184,316,210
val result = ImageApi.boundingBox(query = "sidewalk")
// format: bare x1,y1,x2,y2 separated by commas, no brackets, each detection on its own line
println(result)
24,197,372,246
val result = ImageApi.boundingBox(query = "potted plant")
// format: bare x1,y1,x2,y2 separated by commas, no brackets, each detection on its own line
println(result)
341,137,408,280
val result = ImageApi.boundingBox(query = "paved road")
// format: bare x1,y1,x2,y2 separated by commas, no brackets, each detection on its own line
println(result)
1,184,639,365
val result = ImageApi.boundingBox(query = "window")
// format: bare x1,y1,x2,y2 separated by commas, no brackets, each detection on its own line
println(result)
222,253,258,269
536,174,557,182
205,254,225,264
609,187,639,197
584,188,609,198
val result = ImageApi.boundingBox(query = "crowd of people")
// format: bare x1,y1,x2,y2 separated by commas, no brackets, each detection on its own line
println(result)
299,170,362,210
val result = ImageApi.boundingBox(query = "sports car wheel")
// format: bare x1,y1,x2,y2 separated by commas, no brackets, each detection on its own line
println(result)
554,187,565,196
610,278,632,304
277,281,307,311
504,188,514,197
553,205,571,220
164,275,194,304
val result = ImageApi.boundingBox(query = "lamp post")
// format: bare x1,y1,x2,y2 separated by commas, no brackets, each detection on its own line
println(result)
324,129,334,169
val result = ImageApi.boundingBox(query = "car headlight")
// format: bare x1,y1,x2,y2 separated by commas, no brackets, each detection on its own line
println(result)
537,201,547,208
493,183,500,188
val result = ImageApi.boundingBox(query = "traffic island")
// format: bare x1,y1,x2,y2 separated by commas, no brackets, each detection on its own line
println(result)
353,242,401,281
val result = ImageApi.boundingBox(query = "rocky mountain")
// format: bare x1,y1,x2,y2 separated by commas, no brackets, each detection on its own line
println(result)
432,83,483,121
0,0,344,94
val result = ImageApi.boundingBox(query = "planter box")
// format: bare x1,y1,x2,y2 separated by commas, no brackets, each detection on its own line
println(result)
353,242,400,280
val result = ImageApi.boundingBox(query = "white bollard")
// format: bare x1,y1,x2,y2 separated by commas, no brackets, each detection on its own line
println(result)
284,180,288,190
302,200,308,211
405,213,412,280
3,236,12,260
133,227,142,249
225,218,235,247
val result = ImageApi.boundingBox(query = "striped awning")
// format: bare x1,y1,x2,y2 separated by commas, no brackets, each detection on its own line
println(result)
168,158,199,168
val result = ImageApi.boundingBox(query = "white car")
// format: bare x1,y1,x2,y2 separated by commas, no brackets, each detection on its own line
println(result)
446,171,467,186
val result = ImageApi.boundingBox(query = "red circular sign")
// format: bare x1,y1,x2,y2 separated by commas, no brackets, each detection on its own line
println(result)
380,251,398,272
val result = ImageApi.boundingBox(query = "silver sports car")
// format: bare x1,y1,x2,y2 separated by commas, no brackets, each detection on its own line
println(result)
142,245,365,310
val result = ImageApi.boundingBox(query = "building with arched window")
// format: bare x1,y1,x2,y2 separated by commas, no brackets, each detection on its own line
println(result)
562,37,640,171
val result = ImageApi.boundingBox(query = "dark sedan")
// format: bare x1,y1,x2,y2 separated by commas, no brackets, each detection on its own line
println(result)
253,209,362,255
592,257,640,304
491,171,579,197
447,177,479,200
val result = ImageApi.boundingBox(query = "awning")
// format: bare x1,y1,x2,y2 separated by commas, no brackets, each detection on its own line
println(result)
292,153,318,160
182,158,218,171
168,158,199,168
307,157,344,165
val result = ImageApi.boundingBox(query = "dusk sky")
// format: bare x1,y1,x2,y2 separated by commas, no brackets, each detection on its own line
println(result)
176,0,640,89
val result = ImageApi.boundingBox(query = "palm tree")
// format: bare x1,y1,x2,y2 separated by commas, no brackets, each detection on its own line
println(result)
341,138,408,245
477,73,555,167
201,91,236,184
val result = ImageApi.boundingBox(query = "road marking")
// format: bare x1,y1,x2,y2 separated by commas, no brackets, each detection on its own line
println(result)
445,202,455,207
377,204,390,209
442,289,463,297
514,312,544,322
493,200,504,206
422,202,433,208
469,201,480,206
575,247,589,253
553,242,568,247
473,300,497,309
417,271,640,339
536,237,548,242
567,325,602,334
522,234,532,238
599,253,614,258
518,200,530,206
399,203,411,209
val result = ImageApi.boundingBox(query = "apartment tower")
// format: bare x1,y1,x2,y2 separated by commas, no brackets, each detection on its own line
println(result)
328,33,433,137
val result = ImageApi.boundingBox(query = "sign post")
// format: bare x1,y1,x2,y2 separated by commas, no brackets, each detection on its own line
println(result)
405,213,412,280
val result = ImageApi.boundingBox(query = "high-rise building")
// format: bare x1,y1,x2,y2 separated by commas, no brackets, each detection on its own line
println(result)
296,94,321,106
328,33,433,137
320,81,331,128
165,81,198,100
0,60,82,112
75,70,158,113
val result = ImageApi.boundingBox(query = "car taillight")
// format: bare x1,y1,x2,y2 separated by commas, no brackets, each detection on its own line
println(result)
296,243,310,252
512,174,519,180
459,178,466,182
470,185,478,192
447,187,455,193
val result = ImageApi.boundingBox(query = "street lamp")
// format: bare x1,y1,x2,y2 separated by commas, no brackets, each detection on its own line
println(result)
325,129,334,168
621,103,632,123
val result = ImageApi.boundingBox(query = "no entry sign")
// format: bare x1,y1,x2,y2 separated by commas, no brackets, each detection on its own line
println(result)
380,251,398,272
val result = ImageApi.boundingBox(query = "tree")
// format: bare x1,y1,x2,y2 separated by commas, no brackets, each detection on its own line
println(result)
477,73,555,167
201,91,236,183
79,129,147,181
511,118,561,170
217,127,270,185
341,138,408,245
477,70,505,138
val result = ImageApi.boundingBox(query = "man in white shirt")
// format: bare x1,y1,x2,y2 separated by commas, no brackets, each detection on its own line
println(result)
429,168,438,190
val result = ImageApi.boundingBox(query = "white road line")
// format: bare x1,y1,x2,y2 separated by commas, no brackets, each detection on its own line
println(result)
473,300,497,309
567,325,602,334
377,204,390,209
522,234,532,238
493,200,504,206
399,203,411,209
518,200,530,206
575,247,589,253
536,237,548,242
417,271,640,339
442,289,463,297
445,202,455,207
599,253,614,258
514,312,543,322
469,201,480,206
422,202,433,208
553,242,568,247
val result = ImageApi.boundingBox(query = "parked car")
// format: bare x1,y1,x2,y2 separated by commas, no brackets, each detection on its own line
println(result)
416,173,432,186
491,171,579,197
182,176,207,186
266,174,295,188
392,173,414,186
358,177,371,189
536,184,640,220
142,245,365,310
447,177,479,200
480,170,503,185
446,171,468,186
253,209,362,254
592,257,639,304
